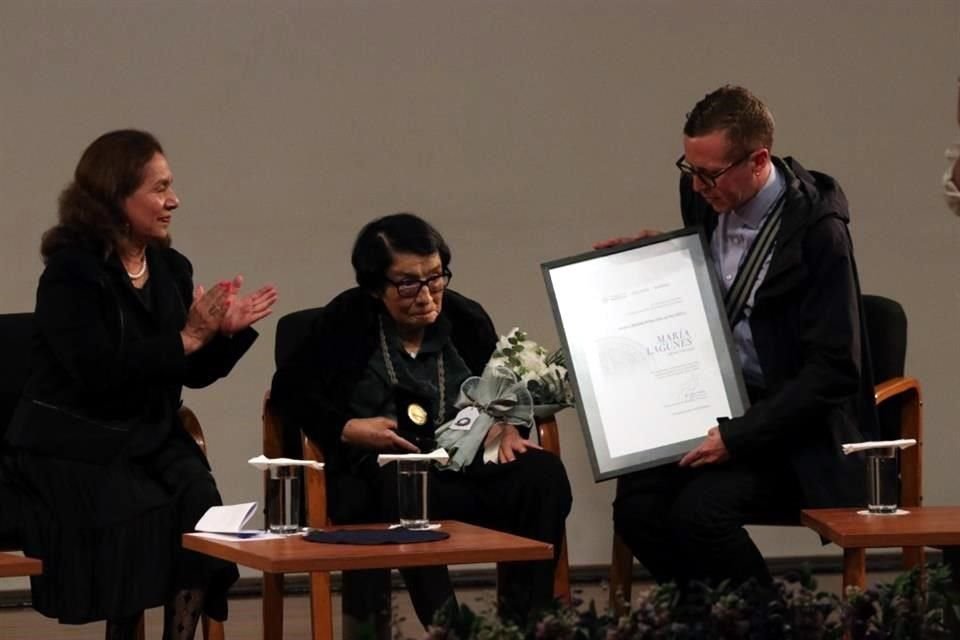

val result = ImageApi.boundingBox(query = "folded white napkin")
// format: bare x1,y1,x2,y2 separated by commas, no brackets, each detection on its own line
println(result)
247,455,325,471
195,502,258,534
841,439,917,455
377,448,450,467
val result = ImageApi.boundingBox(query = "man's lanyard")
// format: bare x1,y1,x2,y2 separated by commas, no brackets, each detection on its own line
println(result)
723,189,787,326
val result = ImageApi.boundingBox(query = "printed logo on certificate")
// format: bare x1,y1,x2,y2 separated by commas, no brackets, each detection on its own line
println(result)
542,228,749,481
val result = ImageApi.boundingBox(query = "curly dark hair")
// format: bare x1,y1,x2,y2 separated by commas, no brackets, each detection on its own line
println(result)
683,85,775,160
40,129,168,261
351,213,451,293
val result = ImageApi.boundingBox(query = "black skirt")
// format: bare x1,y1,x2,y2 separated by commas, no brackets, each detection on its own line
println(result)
6,432,237,624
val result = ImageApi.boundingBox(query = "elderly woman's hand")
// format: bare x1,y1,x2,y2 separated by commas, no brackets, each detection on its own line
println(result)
497,424,542,463
342,417,420,453
220,275,279,336
181,282,231,354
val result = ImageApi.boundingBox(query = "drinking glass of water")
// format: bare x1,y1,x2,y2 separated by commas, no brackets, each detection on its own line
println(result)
866,448,899,514
266,465,302,533
397,459,430,529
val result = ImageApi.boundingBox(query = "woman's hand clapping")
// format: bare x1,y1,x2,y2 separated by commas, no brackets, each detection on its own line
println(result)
220,275,279,336
180,275,278,355
181,282,231,354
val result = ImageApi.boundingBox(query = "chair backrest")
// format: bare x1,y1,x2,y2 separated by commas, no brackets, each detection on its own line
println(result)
0,313,34,443
268,307,324,463
274,307,324,369
861,295,908,441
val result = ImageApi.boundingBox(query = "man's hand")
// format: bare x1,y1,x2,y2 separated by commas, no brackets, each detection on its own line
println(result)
341,417,419,452
592,229,662,250
678,426,730,468
498,424,542,463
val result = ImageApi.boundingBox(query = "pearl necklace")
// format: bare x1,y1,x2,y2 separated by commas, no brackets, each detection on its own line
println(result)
125,255,147,279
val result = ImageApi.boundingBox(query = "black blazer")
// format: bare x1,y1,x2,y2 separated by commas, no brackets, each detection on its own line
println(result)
6,244,256,463
681,156,877,508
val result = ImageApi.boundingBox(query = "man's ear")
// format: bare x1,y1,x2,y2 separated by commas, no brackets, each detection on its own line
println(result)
751,148,771,173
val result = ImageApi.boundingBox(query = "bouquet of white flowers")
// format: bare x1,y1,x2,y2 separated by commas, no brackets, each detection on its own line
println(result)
434,328,575,471
488,328,575,418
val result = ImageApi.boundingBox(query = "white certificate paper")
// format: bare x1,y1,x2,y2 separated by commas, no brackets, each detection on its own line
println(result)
543,228,748,480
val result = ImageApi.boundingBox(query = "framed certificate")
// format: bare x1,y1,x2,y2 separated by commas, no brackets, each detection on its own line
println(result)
542,228,749,481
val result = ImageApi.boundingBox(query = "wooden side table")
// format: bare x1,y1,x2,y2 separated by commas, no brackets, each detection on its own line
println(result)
801,506,960,593
0,551,41,577
184,520,553,640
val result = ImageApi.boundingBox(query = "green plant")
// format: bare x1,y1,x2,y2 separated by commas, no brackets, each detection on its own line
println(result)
406,564,958,640
844,563,954,639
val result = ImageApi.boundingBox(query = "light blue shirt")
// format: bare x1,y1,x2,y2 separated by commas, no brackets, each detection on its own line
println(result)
711,166,785,389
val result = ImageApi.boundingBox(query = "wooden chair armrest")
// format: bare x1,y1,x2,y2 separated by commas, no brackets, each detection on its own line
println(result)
873,376,923,508
178,405,207,456
874,376,921,406
301,432,328,529
262,391,285,458
536,415,561,456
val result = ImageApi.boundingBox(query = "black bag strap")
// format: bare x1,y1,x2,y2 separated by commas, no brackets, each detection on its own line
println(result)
724,190,786,325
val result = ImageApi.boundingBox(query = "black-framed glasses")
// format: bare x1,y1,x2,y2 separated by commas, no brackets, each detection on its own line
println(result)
384,269,452,298
675,150,754,188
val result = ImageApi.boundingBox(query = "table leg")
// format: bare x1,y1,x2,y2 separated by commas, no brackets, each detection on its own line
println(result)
309,571,333,640
263,572,284,640
843,548,866,596
903,545,925,571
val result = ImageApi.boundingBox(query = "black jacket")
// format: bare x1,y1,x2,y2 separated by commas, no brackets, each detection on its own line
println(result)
270,287,497,472
681,156,877,508
6,244,256,463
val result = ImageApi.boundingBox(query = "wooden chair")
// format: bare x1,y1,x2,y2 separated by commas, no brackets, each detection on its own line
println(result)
607,294,922,612
263,307,572,638
262,392,330,640
0,312,224,640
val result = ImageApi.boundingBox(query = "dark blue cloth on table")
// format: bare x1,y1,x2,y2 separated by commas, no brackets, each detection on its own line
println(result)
305,528,449,545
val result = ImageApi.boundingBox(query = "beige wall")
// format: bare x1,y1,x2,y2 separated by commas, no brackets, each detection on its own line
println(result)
1,1,958,588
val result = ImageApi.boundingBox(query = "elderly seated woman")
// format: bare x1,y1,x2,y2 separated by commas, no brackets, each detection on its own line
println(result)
271,212,571,632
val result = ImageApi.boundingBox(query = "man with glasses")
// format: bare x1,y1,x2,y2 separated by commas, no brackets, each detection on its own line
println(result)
599,85,877,589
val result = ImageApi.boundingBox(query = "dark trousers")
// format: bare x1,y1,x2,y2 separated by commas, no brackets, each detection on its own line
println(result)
337,448,571,631
613,460,802,587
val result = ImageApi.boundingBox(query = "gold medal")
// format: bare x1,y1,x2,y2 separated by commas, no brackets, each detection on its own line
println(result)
407,403,428,426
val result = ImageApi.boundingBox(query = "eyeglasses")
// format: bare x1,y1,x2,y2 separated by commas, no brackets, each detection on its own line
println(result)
675,150,755,188
384,269,452,298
